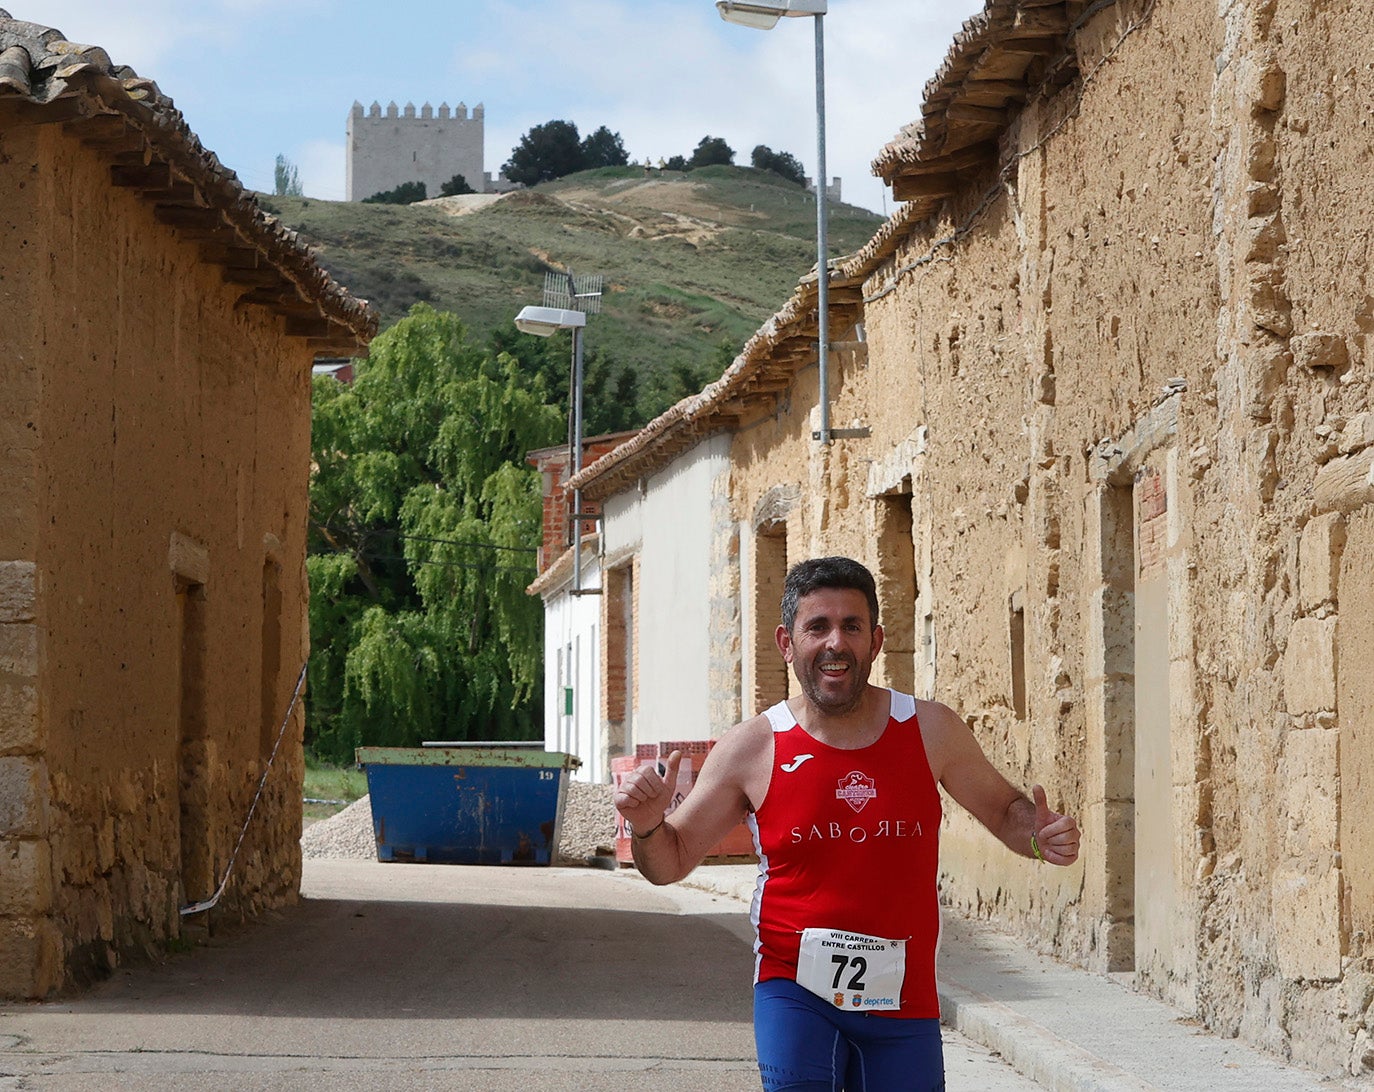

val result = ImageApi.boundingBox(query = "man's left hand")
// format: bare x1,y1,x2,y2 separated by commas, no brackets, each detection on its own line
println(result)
1032,784,1081,866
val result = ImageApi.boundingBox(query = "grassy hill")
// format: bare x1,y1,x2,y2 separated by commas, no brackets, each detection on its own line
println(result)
264,165,883,425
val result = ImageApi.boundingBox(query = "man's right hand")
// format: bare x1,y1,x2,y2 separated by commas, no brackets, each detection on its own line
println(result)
614,749,683,838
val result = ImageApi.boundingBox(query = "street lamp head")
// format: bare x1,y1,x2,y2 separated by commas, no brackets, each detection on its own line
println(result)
513,305,587,337
716,0,825,28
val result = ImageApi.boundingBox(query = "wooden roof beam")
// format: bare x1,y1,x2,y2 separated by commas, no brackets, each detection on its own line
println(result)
997,36,1065,57
960,78,1028,106
109,162,181,192
1012,6,1070,34
894,141,999,179
891,172,960,202
1,96,93,126
264,295,322,316
773,335,816,355
200,242,262,268
222,265,292,289
237,286,307,309
947,102,1008,127
154,201,220,224
65,113,145,156
284,315,335,339
109,162,167,188
305,336,363,352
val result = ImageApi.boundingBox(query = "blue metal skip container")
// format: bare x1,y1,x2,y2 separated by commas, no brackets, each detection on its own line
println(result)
355,745,580,865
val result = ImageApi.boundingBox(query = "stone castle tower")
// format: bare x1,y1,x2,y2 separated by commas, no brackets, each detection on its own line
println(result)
346,100,494,202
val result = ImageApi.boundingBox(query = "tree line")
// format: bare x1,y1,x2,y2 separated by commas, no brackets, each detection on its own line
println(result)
270,120,812,204
504,121,809,189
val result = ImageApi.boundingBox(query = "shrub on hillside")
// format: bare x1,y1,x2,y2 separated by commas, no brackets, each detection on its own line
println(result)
580,125,629,169
688,135,735,168
751,145,807,187
440,173,476,196
363,181,427,205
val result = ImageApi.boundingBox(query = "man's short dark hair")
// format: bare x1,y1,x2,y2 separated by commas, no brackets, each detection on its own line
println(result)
780,557,880,633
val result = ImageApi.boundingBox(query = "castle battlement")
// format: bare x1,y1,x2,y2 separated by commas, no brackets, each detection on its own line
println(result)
351,100,485,122
346,99,489,201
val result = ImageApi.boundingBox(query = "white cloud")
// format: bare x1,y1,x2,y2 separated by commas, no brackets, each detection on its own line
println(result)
464,0,980,213
23,0,193,70
26,0,327,71
20,0,983,213
297,139,347,201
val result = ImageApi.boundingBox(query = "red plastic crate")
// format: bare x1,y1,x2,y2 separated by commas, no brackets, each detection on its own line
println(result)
611,742,757,864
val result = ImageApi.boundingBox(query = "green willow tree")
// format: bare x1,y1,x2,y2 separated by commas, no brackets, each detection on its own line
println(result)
307,304,563,763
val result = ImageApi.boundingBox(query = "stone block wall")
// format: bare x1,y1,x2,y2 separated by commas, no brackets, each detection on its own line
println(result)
723,0,1374,1076
346,100,485,202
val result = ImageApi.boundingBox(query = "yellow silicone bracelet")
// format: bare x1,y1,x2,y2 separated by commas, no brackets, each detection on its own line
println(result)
1030,832,1046,862
632,818,665,840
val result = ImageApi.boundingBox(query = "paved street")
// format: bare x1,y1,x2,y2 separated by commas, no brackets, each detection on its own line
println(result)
0,860,1040,1091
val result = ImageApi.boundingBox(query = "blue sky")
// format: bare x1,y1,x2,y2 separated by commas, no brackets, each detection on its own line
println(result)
26,0,983,214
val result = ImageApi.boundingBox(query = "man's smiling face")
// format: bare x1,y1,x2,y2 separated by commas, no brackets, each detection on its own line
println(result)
777,587,883,717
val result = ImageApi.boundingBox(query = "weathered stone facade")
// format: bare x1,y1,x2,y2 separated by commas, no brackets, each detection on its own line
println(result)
572,0,1374,1078
0,14,373,996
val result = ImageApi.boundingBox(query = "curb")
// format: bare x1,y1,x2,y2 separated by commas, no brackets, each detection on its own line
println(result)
937,977,1157,1092
676,867,1155,1092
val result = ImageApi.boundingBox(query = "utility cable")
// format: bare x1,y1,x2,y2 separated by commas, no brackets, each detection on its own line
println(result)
315,548,535,574
314,524,537,554
180,660,308,917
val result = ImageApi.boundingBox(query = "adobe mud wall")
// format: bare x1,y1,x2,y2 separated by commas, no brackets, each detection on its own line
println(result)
729,0,1372,1077
0,120,312,996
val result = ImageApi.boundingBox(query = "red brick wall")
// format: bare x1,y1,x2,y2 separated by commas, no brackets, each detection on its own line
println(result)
527,437,626,573
1136,467,1168,578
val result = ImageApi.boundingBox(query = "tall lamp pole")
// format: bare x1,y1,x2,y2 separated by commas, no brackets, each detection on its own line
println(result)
514,304,591,592
716,0,831,444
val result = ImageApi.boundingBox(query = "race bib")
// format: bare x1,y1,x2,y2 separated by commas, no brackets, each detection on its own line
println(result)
795,928,906,1012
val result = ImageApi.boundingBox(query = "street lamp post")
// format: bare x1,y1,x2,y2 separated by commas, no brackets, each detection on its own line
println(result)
514,304,592,593
717,0,832,444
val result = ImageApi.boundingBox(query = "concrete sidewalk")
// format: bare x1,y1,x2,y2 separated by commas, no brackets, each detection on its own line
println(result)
672,864,1358,1092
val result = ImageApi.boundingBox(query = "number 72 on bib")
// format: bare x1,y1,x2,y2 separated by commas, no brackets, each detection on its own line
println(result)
795,928,906,1011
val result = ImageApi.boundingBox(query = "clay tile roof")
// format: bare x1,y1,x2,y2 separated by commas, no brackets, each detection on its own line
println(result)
871,0,1077,206
0,9,377,354
526,534,600,598
568,255,870,501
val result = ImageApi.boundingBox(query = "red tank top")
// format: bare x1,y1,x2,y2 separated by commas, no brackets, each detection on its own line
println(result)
746,690,943,1018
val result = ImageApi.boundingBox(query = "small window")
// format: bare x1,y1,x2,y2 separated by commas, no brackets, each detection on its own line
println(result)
1009,592,1027,720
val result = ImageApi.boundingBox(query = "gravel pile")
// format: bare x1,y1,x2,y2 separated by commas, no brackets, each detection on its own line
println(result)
556,780,618,862
299,780,619,864
301,795,377,860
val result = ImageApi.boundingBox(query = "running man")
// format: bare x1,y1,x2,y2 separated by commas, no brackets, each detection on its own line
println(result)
614,556,1080,1091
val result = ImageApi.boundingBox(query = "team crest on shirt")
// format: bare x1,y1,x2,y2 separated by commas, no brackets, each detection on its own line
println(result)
836,771,876,813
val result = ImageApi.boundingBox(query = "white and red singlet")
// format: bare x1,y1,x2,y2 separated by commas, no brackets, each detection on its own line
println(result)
746,690,943,1018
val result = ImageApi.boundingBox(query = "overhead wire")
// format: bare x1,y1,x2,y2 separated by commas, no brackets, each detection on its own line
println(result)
313,523,538,554
317,549,536,574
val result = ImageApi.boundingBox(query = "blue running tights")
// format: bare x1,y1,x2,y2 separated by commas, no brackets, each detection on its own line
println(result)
754,978,945,1091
